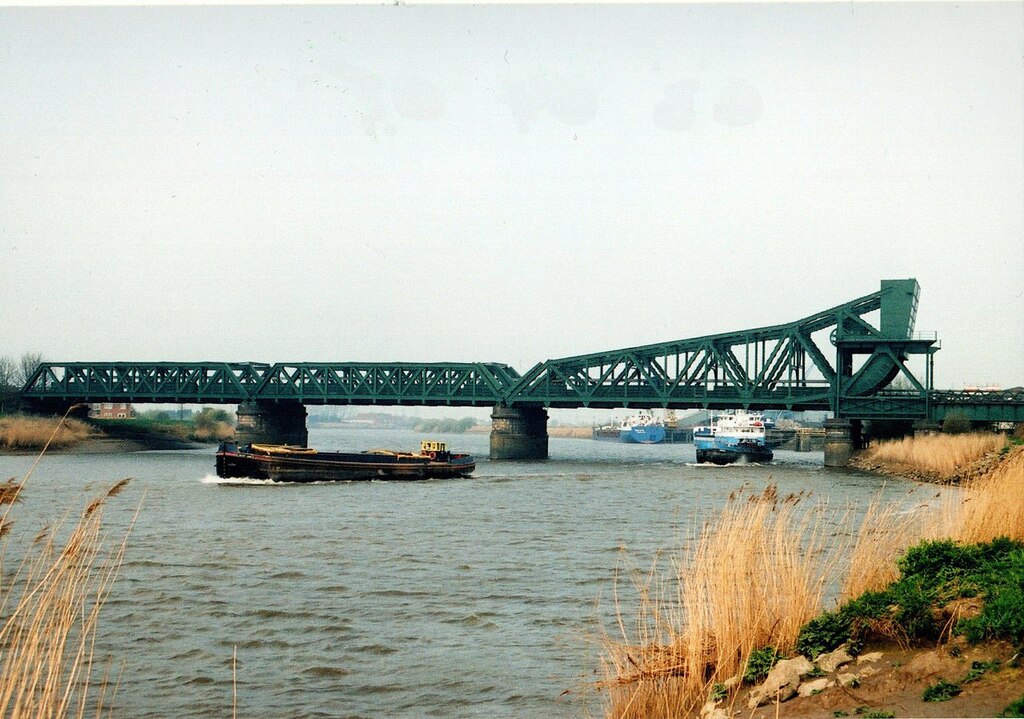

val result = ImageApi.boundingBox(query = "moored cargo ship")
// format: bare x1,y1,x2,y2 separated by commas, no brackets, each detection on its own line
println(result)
617,410,666,444
215,440,475,482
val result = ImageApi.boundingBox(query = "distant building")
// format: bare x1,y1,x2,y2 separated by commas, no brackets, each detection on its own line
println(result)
89,402,134,419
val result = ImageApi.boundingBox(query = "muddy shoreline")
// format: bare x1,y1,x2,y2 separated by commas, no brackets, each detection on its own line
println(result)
2,435,209,455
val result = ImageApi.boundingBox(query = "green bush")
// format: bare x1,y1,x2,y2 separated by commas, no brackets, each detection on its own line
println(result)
922,678,961,702
888,579,939,640
942,413,972,434
796,538,1024,660
1002,694,1024,717
743,646,782,684
962,659,1000,683
194,407,232,429
797,610,851,659
957,579,1024,645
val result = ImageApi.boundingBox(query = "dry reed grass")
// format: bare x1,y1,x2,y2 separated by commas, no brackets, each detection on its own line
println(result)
842,444,1024,599
599,440,1024,718
599,486,836,719
0,415,95,451
840,494,926,600
190,421,234,443
859,432,1006,480
0,405,134,718
941,444,1024,544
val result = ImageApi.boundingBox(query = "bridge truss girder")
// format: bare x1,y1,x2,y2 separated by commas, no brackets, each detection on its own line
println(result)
253,362,519,406
20,361,520,408
21,362,268,404
504,282,926,412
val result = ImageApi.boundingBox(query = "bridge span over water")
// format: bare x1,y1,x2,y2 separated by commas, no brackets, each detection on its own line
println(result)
20,279,1024,464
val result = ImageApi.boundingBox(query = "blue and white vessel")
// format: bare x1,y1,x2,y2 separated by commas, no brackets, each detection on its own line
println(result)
693,410,773,464
618,411,666,444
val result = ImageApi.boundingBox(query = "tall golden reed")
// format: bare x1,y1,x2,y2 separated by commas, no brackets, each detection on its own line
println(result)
859,432,1006,481
842,442,1024,599
0,415,94,451
942,444,1024,544
0,405,133,718
599,486,835,719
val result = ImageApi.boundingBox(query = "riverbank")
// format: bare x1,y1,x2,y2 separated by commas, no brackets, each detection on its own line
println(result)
0,413,94,451
849,431,1013,483
598,442,1024,718
0,414,220,454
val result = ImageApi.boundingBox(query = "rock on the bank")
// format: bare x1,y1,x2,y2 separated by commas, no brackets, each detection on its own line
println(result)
817,644,854,673
747,656,814,708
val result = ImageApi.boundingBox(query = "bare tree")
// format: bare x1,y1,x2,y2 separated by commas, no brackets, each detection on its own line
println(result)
17,352,45,388
0,355,17,414
0,355,16,389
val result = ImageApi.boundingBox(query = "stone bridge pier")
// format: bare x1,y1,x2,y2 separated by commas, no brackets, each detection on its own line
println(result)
490,406,548,460
235,400,308,447
823,418,863,467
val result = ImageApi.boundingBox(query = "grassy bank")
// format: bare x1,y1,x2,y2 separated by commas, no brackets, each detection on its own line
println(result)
0,414,95,451
598,444,1024,718
93,415,233,445
0,410,234,452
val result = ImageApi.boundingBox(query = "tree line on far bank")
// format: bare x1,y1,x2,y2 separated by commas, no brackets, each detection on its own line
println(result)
0,352,44,414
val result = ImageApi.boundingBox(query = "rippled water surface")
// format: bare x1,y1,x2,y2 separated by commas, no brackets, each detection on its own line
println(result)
0,429,924,718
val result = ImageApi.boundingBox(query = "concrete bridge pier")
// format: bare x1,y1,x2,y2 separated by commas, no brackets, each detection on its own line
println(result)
235,401,308,447
824,418,862,468
490,406,548,460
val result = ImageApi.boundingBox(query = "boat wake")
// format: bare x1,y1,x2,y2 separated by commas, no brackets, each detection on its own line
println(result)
201,474,280,486
684,462,771,468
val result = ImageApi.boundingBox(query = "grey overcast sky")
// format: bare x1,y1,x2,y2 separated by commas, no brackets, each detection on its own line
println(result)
1,3,1022,390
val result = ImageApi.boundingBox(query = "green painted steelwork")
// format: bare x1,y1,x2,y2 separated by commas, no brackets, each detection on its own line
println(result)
253,363,520,406
505,279,931,413
21,362,268,404
21,361,519,407
17,279,1024,423
931,390,1024,423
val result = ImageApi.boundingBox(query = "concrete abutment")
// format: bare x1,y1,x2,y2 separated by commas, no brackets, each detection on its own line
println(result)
490,406,548,460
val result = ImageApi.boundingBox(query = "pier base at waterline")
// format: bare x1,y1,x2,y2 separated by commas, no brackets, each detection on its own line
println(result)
824,418,861,468
490,406,548,460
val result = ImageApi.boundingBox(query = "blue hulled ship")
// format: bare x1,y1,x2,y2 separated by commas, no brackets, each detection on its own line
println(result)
618,411,667,444
693,410,773,464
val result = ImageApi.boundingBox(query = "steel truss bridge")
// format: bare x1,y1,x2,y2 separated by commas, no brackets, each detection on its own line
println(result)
19,279,1024,423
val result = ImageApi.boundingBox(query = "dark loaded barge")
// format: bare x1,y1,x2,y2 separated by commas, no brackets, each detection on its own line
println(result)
215,440,476,482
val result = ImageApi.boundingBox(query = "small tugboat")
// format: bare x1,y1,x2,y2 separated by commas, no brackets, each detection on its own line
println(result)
215,440,476,482
693,410,774,465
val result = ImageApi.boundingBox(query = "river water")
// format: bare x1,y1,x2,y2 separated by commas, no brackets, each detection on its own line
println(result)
0,428,928,718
